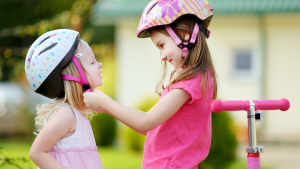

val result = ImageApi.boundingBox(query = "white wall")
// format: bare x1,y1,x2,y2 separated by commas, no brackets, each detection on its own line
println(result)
207,14,300,141
263,14,300,140
207,15,262,127
115,18,161,107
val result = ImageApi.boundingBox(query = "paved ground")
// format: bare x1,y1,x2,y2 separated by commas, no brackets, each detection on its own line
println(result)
236,143,300,169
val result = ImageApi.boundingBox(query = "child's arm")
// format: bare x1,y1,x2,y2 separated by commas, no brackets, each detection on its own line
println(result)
84,88,190,133
86,102,147,135
29,106,76,169
109,113,148,136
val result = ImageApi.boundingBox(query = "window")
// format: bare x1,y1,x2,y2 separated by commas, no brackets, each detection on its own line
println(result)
232,50,253,76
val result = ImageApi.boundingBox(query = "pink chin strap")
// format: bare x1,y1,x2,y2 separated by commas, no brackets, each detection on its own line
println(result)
165,22,204,58
61,55,92,92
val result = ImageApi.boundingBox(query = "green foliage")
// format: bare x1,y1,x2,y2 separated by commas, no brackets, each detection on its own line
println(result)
87,24,115,44
0,0,77,81
91,113,117,146
0,0,97,82
198,111,238,169
121,96,159,152
93,43,116,99
0,0,76,30
90,43,117,147
0,146,33,169
123,126,146,152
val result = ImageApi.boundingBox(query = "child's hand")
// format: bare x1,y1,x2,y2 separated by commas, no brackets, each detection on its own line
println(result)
83,89,108,112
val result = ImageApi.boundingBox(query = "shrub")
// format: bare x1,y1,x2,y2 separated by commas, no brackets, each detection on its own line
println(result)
198,111,238,169
91,113,117,146
90,43,117,147
122,96,159,152
123,126,146,152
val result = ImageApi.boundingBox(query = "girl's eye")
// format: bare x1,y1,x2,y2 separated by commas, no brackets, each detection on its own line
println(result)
160,44,164,48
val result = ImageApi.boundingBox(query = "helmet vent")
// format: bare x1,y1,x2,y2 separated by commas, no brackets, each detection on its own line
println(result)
39,34,57,45
146,1,159,15
39,42,58,56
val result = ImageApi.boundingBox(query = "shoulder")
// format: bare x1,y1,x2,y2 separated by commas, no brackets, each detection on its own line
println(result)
171,73,202,90
169,88,191,98
47,105,76,126
181,72,212,89
33,105,77,151
169,73,206,104
187,73,203,83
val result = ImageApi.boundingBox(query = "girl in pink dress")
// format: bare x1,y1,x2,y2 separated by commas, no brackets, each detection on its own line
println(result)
84,0,217,168
25,29,103,169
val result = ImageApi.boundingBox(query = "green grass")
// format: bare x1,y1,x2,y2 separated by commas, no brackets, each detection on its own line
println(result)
0,140,269,169
0,140,143,169
0,140,36,169
97,147,142,169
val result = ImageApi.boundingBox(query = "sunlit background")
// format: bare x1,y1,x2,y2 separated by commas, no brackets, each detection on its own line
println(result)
0,0,299,169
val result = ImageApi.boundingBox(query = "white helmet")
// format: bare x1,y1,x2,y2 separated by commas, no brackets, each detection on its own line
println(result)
25,29,90,99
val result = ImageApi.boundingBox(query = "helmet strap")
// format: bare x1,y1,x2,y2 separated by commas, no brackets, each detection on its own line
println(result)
198,22,210,39
165,22,202,57
61,55,91,92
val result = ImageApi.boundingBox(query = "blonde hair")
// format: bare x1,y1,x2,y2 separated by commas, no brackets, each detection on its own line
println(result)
35,39,90,133
153,17,217,99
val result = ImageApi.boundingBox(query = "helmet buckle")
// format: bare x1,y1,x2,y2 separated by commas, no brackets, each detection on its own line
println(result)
83,84,90,90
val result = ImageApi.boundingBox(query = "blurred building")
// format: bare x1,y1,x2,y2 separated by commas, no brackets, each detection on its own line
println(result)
90,0,300,142
0,82,51,135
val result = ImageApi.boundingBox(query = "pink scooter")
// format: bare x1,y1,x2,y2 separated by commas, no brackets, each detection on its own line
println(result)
211,98,290,169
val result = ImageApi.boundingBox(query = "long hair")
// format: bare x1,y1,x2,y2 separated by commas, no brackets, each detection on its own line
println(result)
35,39,89,133
153,17,217,99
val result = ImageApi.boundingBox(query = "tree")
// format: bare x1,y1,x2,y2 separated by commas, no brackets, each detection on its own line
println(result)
0,0,97,82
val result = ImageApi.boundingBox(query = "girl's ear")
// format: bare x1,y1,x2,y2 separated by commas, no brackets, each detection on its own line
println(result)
180,31,190,41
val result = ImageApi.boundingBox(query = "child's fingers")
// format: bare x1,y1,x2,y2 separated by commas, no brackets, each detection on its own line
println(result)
83,88,108,111
82,91,90,98
83,92,94,109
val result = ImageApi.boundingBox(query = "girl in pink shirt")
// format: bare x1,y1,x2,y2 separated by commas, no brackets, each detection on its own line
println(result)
84,0,217,168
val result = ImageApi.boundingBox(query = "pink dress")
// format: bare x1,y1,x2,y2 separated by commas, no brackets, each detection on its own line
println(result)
39,104,102,169
142,72,213,169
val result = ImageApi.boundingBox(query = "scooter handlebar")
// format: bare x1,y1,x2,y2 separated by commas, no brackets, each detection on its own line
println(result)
211,98,290,113
253,98,290,111
211,100,250,113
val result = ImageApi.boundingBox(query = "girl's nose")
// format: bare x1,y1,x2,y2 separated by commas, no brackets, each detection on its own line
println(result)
161,54,167,61
98,62,102,68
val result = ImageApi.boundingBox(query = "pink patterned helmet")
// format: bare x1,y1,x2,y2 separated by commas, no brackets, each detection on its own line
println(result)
137,0,213,38
137,0,213,57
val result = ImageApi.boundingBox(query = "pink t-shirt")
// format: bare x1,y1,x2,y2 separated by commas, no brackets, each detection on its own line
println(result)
142,72,213,169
